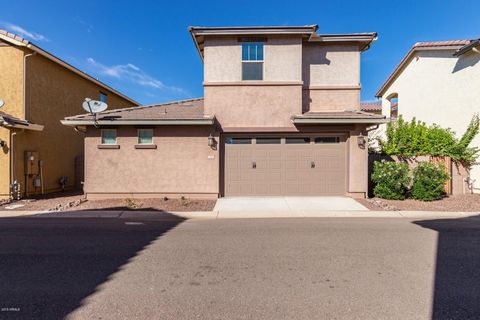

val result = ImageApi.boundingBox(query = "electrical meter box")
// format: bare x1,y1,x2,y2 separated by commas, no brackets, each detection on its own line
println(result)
24,151,39,175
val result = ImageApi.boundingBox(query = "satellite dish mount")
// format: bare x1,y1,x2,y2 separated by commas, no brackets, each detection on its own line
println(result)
82,98,108,128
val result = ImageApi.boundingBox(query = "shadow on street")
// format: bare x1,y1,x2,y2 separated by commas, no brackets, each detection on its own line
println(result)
413,214,480,320
0,211,185,319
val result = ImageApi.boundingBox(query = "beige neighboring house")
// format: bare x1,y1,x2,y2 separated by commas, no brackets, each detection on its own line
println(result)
376,39,480,192
0,29,137,199
62,25,387,200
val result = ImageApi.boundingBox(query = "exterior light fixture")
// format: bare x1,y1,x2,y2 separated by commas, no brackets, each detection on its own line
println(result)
208,134,215,147
0,139,5,147
357,133,366,147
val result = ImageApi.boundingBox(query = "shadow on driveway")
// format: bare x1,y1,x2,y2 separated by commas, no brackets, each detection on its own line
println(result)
0,210,185,319
413,214,480,319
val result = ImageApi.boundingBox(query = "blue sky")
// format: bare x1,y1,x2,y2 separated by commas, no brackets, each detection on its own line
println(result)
1,0,478,105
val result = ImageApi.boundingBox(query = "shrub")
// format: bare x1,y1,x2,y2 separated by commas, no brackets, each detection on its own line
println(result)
411,162,449,201
379,114,480,167
371,160,410,200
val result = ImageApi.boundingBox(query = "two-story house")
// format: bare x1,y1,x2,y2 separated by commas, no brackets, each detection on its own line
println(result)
376,39,480,192
62,25,387,199
0,30,137,199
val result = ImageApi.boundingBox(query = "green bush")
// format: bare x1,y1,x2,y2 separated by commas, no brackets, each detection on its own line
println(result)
371,160,410,200
411,162,449,201
379,114,480,167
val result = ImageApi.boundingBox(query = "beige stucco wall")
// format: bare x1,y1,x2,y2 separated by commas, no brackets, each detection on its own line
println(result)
302,43,361,112
303,88,360,112
302,43,360,86
204,35,302,82
204,84,302,128
347,124,368,196
379,49,480,192
84,126,219,199
0,44,24,198
0,44,136,198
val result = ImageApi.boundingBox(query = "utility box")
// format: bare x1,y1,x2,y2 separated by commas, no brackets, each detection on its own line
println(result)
24,151,40,175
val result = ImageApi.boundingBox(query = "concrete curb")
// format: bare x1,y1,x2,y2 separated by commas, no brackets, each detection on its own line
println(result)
0,210,479,219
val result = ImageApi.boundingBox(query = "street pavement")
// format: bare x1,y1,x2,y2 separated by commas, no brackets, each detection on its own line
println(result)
1,214,480,319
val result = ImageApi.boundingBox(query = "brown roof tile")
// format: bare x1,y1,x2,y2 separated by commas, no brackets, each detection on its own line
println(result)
297,110,386,119
64,98,210,122
360,102,382,112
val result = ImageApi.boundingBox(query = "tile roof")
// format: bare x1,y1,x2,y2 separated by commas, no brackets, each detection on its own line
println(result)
0,111,44,130
360,102,382,112
64,98,211,122
0,111,30,126
298,110,386,119
414,40,470,48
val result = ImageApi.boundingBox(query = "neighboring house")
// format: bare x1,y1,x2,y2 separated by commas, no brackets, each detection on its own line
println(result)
0,30,138,199
62,25,387,199
376,39,480,192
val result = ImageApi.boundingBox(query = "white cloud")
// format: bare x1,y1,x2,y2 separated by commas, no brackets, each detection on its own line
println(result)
73,16,94,33
86,58,187,94
1,22,49,41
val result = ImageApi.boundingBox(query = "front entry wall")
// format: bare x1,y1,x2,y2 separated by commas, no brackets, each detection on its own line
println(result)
223,134,348,196
84,126,219,199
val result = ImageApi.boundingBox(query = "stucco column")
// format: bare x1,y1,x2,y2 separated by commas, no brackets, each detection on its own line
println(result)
348,124,368,197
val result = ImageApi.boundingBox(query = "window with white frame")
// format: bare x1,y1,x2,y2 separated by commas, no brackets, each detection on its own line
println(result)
242,42,264,80
101,129,117,145
138,129,153,144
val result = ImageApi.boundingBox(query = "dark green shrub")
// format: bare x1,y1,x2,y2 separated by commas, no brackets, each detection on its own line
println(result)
411,162,449,201
371,160,410,200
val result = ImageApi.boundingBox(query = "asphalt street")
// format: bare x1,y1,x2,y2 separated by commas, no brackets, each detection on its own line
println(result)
1,213,480,319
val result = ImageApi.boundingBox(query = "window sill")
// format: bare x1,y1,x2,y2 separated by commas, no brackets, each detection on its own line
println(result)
98,144,120,149
135,144,157,149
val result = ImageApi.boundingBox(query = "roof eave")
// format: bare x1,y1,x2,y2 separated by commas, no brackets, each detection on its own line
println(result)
292,118,390,124
189,25,319,60
61,118,215,126
0,31,139,106
0,121,44,131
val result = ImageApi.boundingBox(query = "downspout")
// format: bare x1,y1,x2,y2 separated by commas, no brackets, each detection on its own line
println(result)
23,51,36,116
10,129,24,193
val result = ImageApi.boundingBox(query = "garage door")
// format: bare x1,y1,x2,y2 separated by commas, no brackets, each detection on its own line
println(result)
224,135,347,196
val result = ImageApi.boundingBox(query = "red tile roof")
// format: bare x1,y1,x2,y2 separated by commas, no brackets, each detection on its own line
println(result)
360,102,382,112
414,40,470,48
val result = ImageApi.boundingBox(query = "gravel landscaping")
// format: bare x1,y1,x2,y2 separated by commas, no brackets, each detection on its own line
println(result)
357,194,480,212
0,192,216,212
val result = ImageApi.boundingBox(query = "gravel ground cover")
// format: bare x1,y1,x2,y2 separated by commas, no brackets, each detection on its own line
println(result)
0,191,216,212
357,194,480,211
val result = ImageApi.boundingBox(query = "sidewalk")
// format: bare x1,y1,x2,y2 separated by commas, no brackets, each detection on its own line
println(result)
0,209,479,219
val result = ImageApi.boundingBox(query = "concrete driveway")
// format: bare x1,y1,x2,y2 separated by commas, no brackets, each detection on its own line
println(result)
213,196,368,212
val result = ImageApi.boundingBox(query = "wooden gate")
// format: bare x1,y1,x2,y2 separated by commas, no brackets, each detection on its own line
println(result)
430,156,452,194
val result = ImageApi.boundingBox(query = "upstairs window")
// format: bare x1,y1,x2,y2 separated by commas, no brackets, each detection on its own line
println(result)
242,42,263,80
100,92,107,103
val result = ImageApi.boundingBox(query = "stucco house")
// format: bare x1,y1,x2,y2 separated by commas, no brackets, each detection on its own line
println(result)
62,25,387,200
376,39,480,192
0,29,137,199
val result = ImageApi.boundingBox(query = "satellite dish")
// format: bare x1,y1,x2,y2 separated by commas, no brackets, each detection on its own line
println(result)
0,100,4,109
82,98,108,114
